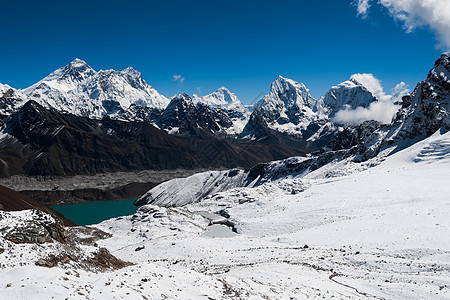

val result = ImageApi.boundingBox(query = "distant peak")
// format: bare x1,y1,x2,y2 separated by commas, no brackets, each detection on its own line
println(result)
63,58,94,76
69,58,89,67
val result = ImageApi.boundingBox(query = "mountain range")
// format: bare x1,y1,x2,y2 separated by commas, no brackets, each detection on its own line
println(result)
0,58,384,137
0,53,449,177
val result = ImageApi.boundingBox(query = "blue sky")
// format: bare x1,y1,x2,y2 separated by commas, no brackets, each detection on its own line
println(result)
0,0,445,103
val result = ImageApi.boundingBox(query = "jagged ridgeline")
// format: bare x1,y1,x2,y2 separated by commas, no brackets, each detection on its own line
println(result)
0,53,449,177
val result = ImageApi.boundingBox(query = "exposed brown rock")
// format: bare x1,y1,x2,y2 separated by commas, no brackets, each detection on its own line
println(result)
0,184,76,226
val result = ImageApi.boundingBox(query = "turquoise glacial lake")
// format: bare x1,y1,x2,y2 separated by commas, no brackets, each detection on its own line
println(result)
51,198,138,226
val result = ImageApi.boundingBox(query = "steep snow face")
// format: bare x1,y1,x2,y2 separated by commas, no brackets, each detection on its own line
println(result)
392,52,450,139
88,67,169,111
135,156,314,207
24,59,169,119
322,78,376,116
136,169,249,207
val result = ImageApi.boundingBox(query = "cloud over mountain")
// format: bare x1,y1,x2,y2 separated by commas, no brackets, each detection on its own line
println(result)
333,73,409,124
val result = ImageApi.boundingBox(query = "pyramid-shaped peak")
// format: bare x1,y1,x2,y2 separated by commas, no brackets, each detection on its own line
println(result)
61,58,95,77
68,58,90,68
71,58,87,64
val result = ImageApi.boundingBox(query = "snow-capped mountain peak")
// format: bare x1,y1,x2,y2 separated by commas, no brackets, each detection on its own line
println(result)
322,77,377,115
269,75,316,109
70,58,89,67
239,76,324,140
44,58,96,83
253,76,319,127
256,75,319,115
191,87,250,135
193,86,243,109
22,59,169,119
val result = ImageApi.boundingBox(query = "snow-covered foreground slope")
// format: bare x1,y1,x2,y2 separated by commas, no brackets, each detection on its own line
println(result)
96,130,450,299
0,131,449,299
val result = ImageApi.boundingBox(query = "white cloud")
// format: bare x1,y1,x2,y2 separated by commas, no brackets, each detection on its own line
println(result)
172,74,185,84
355,0,450,49
334,100,400,124
333,73,410,125
354,0,371,17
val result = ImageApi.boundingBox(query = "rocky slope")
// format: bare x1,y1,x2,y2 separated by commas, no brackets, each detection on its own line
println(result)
0,101,307,177
391,52,450,139
0,184,76,226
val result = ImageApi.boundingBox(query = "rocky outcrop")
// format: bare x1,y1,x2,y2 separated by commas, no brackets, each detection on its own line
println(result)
392,53,450,139
1,209,66,244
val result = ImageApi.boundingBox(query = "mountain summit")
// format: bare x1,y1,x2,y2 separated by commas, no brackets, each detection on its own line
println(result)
322,77,377,116
23,59,170,119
